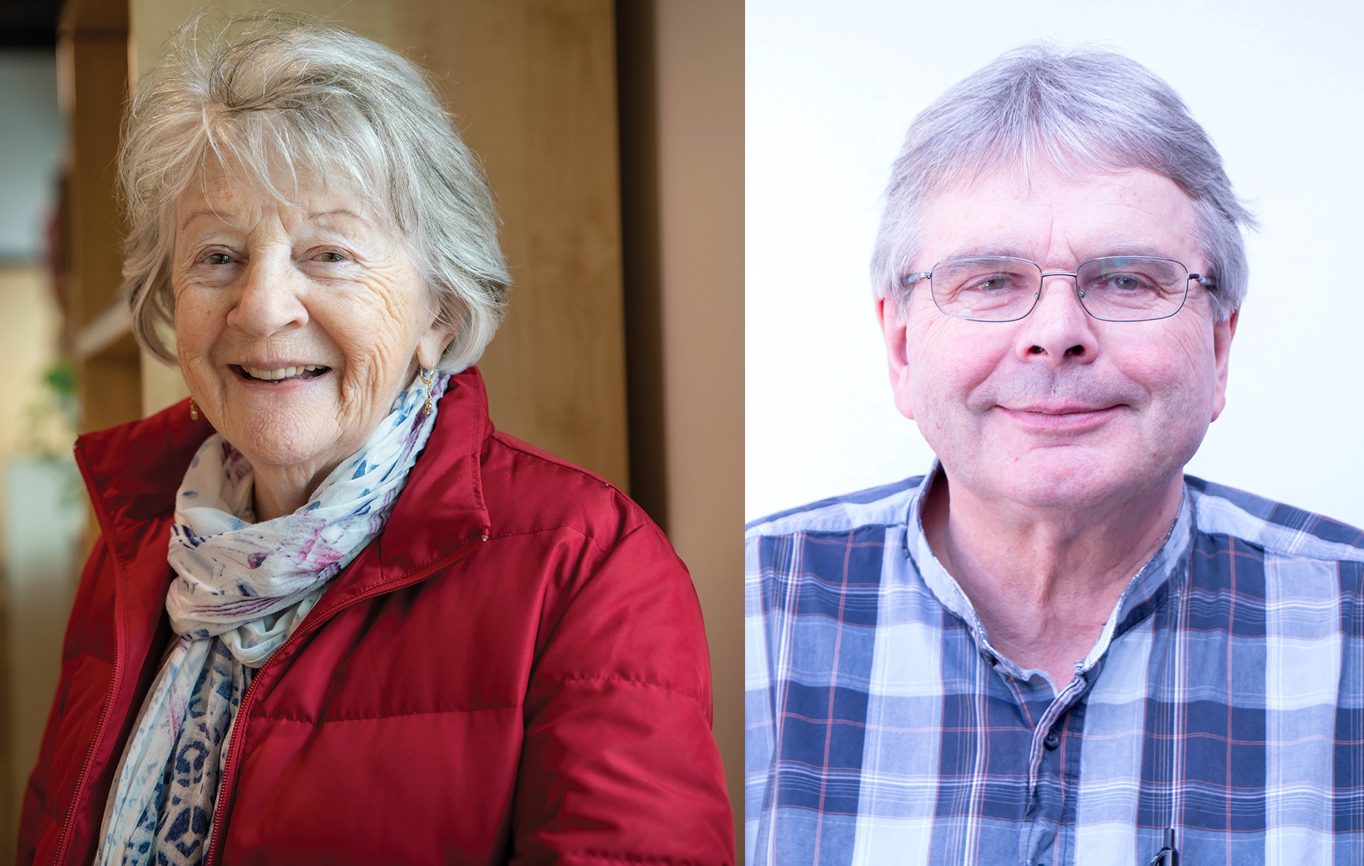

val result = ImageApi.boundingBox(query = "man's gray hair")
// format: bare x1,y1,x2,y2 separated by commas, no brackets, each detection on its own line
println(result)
120,14,510,372
871,44,1255,322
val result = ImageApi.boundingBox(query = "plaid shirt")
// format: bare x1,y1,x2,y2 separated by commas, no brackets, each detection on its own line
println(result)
746,469,1364,865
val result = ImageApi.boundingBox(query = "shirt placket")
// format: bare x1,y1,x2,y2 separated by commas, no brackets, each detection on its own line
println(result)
995,662,1098,866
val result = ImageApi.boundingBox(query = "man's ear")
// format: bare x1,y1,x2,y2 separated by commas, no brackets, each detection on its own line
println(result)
1210,308,1238,422
876,296,917,421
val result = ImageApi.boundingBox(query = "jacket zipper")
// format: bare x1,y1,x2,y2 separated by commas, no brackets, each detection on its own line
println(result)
51,626,124,866
202,528,489,866
53,446,127,866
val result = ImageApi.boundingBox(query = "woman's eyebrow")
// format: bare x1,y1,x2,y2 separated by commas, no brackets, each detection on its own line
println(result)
308,208,370,224
178,208,229,230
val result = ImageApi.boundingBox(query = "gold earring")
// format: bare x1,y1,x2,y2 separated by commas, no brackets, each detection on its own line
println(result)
190,398,200,421
420,369,435,415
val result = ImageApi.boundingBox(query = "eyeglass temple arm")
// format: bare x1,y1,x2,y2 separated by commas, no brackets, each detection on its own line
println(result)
899,271,932,289
1189,273,1216,289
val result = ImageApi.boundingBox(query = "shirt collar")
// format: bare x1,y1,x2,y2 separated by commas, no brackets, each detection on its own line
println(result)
903,461,1194,680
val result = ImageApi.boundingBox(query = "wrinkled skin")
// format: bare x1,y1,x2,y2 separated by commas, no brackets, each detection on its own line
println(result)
173,161,453,520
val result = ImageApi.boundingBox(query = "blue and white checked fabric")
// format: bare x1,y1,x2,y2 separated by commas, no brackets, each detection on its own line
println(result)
746,469,1364,865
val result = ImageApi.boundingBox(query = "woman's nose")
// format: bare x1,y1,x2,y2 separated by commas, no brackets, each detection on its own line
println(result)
225,255,309,337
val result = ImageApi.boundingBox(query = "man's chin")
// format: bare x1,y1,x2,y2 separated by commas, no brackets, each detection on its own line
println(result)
949,451,1176,514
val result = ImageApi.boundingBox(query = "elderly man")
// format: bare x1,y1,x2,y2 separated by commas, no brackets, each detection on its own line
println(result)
746,45,1364,865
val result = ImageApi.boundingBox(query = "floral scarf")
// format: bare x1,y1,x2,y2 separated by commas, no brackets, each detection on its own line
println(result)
94,371,449,866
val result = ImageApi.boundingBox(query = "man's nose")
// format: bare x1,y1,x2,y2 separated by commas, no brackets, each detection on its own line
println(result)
225,255,309,337
1012,273,1099,366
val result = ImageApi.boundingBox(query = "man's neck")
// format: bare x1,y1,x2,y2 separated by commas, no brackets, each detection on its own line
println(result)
922,470,1184,689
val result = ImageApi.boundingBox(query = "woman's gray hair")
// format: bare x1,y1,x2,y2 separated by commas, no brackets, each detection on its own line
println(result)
120,13,510,372
872,44,1256,322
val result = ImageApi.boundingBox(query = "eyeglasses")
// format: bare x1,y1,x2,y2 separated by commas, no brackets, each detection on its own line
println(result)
900,255,1216,323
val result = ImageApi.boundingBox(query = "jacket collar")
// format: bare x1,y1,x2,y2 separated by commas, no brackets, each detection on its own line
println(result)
75,367,494,591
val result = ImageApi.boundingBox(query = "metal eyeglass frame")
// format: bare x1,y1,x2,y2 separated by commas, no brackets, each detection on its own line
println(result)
899,255,1217,323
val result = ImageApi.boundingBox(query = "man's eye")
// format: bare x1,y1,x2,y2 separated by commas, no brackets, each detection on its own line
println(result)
1105,274,1155,293
969,274,1020,292
313,251,348,263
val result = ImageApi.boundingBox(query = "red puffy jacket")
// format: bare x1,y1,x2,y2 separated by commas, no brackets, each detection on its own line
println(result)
18,368,733,865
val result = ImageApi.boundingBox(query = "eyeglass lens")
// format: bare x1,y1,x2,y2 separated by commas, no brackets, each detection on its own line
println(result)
930,256,1189,322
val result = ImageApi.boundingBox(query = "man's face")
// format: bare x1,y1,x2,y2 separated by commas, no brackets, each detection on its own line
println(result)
878,164,1237,513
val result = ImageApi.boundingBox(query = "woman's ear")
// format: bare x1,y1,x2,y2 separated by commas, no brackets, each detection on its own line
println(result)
416,318,456,370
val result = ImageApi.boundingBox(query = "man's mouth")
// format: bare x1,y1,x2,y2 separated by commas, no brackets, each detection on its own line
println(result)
1004,402,1117,415
234,364,330,383
997,403,1120,433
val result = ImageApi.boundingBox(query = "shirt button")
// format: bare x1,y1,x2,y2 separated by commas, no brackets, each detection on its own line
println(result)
1043,730,1061,750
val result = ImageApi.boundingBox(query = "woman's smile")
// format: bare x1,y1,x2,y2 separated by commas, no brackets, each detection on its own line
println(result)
233,363,331,383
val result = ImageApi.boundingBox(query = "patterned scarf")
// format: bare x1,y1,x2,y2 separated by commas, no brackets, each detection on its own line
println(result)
95,371,449,866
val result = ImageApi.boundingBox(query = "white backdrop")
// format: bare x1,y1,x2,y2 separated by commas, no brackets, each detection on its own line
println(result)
745,0,1364,526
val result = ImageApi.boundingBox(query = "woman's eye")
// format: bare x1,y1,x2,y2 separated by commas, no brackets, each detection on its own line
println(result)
312,251,348,263
201,252,233,265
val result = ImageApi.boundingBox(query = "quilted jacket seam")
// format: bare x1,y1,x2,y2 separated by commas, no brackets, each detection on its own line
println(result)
536,672,707,712
567,849,729,865
488,520,647,559
253,704,522,723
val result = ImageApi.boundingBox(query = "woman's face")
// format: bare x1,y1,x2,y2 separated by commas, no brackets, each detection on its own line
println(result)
172,161,452,508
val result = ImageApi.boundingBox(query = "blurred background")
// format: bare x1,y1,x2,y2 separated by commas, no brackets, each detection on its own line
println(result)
0,0,741,855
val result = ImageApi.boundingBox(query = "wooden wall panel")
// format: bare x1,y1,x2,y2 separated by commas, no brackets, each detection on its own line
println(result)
60,0,136,434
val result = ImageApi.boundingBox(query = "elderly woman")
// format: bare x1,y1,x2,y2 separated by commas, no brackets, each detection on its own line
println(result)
18,18,732,866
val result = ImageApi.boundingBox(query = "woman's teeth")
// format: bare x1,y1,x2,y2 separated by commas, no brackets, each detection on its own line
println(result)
240,364,327,381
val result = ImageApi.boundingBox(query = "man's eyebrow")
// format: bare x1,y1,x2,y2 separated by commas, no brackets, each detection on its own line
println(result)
939,243,1183,262
941,245,1035,260
1079,244,1179,260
